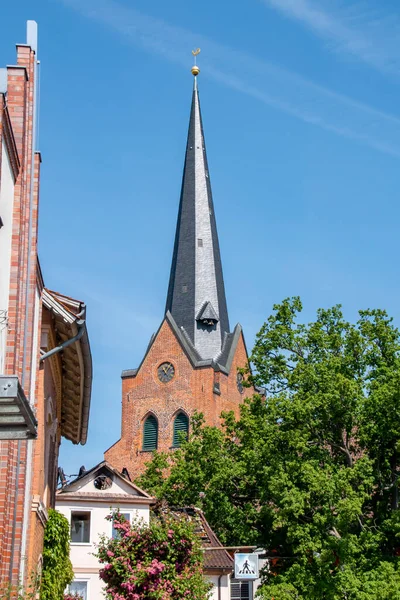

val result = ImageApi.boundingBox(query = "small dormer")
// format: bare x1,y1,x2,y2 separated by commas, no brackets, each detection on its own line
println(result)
196,301,219,326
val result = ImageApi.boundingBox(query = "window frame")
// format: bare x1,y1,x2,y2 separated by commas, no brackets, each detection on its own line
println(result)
70,510,91,545
68,578,89,600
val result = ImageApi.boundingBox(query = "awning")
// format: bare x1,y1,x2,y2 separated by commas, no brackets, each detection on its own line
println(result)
0,375,37,439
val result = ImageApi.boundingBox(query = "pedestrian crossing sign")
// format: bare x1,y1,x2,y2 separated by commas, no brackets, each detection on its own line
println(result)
234,553,259,580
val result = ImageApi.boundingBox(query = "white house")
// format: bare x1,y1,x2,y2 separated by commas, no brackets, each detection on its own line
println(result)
56,461,154,600
56,462,258,600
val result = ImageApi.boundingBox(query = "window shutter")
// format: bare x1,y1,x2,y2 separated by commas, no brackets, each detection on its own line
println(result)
143,415,158,451
173,412,189,447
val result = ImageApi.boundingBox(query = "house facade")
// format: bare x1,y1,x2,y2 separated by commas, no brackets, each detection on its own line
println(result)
56,465,241,600
56,461,154,600
0,22,93,595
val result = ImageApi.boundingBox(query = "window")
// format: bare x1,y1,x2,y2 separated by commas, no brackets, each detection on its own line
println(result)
230,579,251,600
143,415,158,451
112,513,131,538
173,412,189,448
69,580,88,600
70,512,91,543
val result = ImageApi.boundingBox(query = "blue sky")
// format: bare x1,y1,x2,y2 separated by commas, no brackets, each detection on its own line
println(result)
2,0,400,477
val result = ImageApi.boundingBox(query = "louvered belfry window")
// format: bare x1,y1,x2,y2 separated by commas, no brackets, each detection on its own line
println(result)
143,415,158,451
173,412,189,447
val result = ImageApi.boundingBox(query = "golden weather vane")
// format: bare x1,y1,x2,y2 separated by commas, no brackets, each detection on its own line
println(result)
191,48,201,76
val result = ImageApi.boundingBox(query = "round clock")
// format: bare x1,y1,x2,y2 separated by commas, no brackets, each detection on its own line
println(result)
158,362,175,383
237,372,244,394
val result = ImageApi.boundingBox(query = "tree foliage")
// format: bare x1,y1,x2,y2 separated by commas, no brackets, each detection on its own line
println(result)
137,298,400,599
40,509,74,600
96,511,211,599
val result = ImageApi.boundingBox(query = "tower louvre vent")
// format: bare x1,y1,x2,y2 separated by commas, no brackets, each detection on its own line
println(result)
173,412,189,447
143,415,158,451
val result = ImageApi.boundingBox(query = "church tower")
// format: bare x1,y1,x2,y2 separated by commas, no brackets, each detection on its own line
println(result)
105,61,252,475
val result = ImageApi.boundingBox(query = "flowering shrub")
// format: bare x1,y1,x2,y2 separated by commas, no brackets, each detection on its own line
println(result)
63,595,83,600
96,511,211,599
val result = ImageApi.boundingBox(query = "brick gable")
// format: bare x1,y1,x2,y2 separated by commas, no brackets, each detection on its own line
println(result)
105,317,252,476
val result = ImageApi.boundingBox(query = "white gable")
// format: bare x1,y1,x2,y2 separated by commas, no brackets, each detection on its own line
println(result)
60,463,149,498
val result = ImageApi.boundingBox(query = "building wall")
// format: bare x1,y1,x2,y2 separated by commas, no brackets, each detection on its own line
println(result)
0,32,62,595
208,574,231,600
25,335,61,583
0,40,38,591
105,318,251,475
0,26,93,596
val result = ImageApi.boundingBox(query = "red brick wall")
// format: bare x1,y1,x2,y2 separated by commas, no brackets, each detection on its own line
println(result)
0,41,41,594
105,319,252,476
26,358,60,585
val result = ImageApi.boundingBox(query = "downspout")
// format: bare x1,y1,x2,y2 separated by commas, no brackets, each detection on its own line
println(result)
218,573,223,600
40,319,86,363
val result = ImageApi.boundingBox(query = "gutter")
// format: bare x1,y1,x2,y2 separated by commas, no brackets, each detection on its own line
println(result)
39,318,86,363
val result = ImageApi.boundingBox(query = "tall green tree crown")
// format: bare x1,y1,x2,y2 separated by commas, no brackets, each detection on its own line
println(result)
138,298,400,599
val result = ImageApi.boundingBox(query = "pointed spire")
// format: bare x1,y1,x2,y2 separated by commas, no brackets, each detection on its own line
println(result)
165,66,230,360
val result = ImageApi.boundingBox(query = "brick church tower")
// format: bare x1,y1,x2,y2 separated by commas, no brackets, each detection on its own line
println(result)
105,66,252,475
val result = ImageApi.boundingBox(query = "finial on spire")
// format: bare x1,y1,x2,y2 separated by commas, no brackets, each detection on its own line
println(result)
191,48,201,76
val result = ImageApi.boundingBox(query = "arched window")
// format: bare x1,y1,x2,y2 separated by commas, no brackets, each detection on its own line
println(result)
143,415,158,451
173,412,189,448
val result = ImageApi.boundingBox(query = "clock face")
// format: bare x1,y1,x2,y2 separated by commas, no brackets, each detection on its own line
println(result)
237,372,244,394
158,362,175,383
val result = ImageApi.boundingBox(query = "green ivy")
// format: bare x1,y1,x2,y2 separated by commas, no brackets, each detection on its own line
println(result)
40,509,74,600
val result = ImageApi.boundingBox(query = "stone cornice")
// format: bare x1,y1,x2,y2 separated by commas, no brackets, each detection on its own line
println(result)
56,493,155,505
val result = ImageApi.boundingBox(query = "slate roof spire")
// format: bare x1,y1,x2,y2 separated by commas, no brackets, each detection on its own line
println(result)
165,66,230,360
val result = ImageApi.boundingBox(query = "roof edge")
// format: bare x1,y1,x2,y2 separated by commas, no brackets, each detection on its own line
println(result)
216,323,243,373
57,460,155,500
42,288,92,445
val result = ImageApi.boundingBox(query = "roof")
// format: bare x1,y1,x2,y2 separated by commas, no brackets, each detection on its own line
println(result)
165,79,230,362
56,460,155,504
169,507,233,571
42,288,92,444
121,312,244,378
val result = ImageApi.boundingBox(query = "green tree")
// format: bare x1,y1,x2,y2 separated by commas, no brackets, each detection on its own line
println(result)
40,509,74,600
96,511,211,599
138,298,400,599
